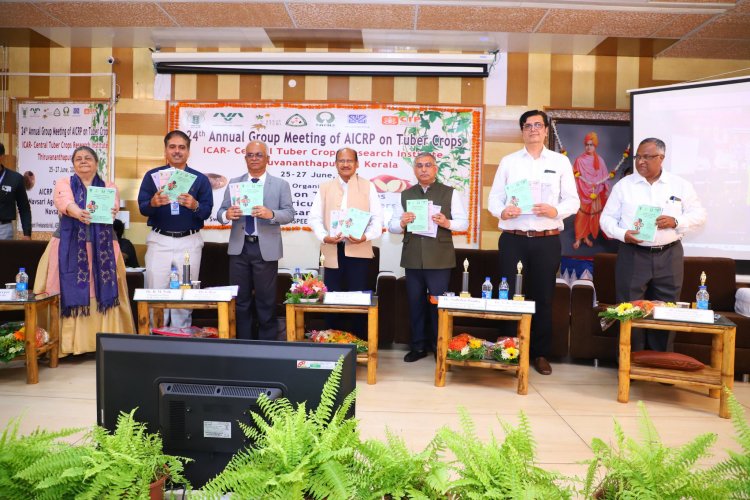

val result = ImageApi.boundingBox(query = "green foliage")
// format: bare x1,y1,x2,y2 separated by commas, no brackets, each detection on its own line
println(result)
353,430,450,499
0,417,86,499
437,407,572,499
582,401,724,499
709,390,750,498
9,409,190,499
201,357,360,500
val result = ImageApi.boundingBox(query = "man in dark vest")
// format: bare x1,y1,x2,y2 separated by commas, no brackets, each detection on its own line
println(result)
389,152,468,362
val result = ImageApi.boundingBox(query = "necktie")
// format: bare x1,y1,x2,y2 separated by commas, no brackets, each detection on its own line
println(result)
245,178,260,235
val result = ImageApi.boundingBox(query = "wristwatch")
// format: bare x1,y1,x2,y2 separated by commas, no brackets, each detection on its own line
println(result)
674,218,678,228
192,200,200,212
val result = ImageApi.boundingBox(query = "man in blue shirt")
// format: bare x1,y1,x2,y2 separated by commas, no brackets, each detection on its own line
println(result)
138,130,213,327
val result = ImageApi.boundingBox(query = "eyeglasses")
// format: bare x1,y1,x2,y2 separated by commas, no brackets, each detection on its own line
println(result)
634,154,663,162
522,122,545,131
245,152,265,159
336,159,356,164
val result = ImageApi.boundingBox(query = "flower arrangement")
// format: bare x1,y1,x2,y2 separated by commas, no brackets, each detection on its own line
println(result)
0,322,49,362
306,329,368,353
599,299,656,323
489,337,520,364
447,333,487,361
286,273,327,303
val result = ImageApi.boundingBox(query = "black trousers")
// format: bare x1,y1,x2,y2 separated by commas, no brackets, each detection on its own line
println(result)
498,232,561,359
405,268,451,352
615,241,683,352
230,238,279,341
323,242,371,336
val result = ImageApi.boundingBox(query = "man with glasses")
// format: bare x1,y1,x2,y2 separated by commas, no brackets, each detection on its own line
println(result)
389,152,468,362
309,147,383,336
488,110,579,375
217,140,295,340
601,137,706,352
138,130,213,327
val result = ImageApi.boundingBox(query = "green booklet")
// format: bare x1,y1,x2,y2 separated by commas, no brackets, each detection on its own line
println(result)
632,204,662,242
229,182,264,215
163,169,197,202
406,199,429,232
340,207,371,239
504,179,534,213
85,186,116,225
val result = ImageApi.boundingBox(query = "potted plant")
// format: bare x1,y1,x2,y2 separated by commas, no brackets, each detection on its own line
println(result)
200,357,360,499
709,391,750,498
582,401,725,499
11,409,191,499
437,407,573,499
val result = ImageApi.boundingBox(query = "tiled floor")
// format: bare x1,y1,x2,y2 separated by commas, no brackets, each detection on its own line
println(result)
2,348,749,487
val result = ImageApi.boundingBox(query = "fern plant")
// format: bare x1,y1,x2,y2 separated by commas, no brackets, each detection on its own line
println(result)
353,430,450,499
15,409,191,499
582,401,725,499
0,417,87,499
437,407,572,499
709,390,750,499
200,357,361,500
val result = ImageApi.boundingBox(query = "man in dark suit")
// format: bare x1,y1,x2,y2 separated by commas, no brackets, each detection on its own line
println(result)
217,140,295,340
0,142,32,240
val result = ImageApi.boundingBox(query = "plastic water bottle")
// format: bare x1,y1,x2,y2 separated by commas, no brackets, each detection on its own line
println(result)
481,277,493,299
696,285,709,310
293,267,302,282
15,267,29,300
168,265,180,290
498,277,510,300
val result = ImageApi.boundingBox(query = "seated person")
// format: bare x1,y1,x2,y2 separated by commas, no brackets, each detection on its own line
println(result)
33,146,135,355
113,219,140,268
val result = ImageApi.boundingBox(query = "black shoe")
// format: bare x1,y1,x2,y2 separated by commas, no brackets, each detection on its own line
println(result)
404,350,429,362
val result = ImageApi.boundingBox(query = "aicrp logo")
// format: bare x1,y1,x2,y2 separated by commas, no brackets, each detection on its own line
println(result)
214,112,244,123
316,111,335,127
286,113,307,127
348,114,367,124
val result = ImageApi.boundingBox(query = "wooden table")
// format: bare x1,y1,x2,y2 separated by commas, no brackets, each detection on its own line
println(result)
435,307,532,395
618,315,736,418
0,293,60,384
135,298,236,339
285,298,378,385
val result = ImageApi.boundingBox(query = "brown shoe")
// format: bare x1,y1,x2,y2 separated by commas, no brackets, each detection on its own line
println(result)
534,357,552,375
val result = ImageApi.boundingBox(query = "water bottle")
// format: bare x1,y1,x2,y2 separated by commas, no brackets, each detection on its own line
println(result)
498,277,510,300
168,265,180,290
15,267,29,300
696,285,709,310
293,267,302,282
481,277,493,299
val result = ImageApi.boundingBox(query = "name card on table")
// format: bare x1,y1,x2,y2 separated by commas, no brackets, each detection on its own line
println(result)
0,290,16,301
133,289,183,301
653,306,714,324
323,292,372,306
437,296,486,311
485,299,536,314
182,289,233,302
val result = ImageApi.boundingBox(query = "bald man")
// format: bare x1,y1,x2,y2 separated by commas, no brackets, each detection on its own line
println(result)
217,141,295,340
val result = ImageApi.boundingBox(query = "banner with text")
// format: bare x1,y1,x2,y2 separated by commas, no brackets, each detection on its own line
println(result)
169,103,482,242
17,102,111,232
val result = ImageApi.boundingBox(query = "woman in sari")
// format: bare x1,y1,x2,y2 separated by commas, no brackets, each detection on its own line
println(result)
572,132,610,249
34,146,134,354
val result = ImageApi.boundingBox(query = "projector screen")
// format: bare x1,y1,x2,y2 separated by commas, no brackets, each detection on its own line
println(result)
631,77,750,263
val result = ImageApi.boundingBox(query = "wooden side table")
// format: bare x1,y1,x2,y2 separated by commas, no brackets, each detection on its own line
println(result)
135,298,237,339
435,308,531,395
285,298,379,385
618,315,736,418
0,293,60,384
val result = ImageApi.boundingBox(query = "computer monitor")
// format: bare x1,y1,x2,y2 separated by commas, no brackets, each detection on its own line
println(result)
96,334,357,488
